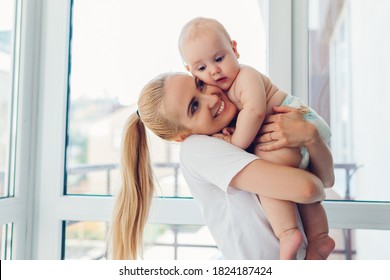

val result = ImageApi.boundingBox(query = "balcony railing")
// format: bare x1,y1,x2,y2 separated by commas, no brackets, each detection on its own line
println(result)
65,162,215,259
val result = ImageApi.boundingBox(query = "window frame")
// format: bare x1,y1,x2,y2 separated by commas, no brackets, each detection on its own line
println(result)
0,0,42,260
8,0,387,260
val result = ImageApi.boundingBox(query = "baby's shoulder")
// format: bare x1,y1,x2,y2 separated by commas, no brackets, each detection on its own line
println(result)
239,65,272,84
239,64,261,74
235,65,264,86
237,64,263,80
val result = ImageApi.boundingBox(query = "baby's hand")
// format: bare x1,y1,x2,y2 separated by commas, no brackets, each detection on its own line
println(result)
222,127,235,136
212,133,232,144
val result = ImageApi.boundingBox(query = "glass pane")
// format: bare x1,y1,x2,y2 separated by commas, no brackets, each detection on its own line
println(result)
144,224,220,260
63,221,108,260
308,0,390,201
0,223,13,260
329,228,390,260
63,221,219,260
65,0,266,196
0,0,18,198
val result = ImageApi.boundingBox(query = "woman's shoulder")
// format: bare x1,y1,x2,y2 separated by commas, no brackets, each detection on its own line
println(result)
181,135,223,158
181,135,234,152
180,135,256,163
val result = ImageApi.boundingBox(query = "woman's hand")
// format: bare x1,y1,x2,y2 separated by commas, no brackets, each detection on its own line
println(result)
256,106,318,151
257,105,334,188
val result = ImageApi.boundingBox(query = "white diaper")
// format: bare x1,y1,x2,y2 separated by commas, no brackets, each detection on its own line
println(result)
281,95,331,169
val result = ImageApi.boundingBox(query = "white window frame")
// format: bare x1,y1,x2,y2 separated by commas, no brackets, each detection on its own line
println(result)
0,0,40,259
3,0,387,260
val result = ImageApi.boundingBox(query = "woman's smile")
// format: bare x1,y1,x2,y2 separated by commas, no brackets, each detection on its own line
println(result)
214,100,225,118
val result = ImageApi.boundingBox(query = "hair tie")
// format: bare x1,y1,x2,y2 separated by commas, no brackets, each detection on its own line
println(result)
136,110,140,118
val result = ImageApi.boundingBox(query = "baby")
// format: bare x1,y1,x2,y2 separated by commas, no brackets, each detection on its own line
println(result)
178,17,335,260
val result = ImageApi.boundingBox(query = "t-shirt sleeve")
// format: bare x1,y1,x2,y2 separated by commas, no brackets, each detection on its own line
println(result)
180,135,259,193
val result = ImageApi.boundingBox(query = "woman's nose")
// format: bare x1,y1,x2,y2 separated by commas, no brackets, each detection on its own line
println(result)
203,94,218,108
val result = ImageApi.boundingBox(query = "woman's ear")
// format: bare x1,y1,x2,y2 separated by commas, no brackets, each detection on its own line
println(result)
231,40,240,59
175,131,190,142
175,135,185,142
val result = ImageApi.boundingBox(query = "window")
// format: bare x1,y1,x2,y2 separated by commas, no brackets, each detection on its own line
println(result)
61,0,266,259
64,221,108,260
0,223,13,259
308,0,390,202
307,0,390,259
63,222,219,260
0,0,22,260
0,0,19,199
65,0,266,197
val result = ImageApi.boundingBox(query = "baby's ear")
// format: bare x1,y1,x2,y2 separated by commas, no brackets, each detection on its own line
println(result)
185,65,190,72
231,40,240,59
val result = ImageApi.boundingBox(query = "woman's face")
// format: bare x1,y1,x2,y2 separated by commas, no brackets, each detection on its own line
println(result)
164,73,238,136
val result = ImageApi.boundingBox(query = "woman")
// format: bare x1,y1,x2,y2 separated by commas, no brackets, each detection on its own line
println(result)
110,72,333,260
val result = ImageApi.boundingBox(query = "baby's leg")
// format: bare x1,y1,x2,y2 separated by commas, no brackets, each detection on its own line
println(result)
260,197,303,259
254,143,302,168
298,203,335,259
254,145,303,259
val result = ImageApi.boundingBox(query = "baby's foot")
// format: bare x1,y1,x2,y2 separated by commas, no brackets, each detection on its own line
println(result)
305,234,336,260
279,228,304,260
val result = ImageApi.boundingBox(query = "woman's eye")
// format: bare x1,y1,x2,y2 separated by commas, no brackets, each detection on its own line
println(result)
216,56,224,62
196,79,205,91
191,100,199,115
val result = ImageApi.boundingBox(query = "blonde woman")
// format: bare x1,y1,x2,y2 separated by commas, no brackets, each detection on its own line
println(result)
110,72,333,260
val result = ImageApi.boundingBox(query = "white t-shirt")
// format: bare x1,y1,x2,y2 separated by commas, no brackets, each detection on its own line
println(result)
180,135,307,260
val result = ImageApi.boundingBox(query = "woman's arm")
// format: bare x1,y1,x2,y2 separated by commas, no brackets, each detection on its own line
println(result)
257,106,335,188
181,135,324,204
305,130,334,188
230,159,325,204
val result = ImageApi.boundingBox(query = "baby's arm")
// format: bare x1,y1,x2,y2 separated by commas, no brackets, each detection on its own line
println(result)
229,67,267,149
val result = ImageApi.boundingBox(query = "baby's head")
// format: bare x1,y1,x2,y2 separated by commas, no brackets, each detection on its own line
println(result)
178,17,240,91
179,17,232,57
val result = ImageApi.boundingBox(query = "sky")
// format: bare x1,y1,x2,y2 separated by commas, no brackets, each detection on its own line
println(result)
70,0,266,105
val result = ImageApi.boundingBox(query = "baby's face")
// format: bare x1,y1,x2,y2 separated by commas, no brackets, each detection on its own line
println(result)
181,29,240,92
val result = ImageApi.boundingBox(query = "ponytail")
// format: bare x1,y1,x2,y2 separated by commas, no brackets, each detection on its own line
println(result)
109,72,190,259
110,113,154,259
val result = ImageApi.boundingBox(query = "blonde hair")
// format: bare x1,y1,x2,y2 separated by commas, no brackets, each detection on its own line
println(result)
110,73,190,259
178,17,232,59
